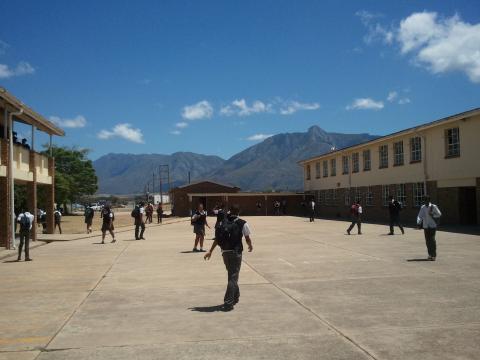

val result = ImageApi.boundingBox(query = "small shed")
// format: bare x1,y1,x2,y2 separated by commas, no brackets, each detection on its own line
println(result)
170,180,240,216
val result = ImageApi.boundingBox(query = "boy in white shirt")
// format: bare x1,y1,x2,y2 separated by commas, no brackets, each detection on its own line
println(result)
417,195,442,261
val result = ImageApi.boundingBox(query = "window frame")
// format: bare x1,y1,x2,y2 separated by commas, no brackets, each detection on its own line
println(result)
322,160,328,177
396,184,406,206
330,158,336,176
306,164,311,180
410,136,422,163
363,149,371,171
365,186,373,207
315,162,321,179
413,182,425,208
379,145,389,169
352,152,359,173
342,155,349,175
393,141,404,166
382,185,390,207
445,127,460,158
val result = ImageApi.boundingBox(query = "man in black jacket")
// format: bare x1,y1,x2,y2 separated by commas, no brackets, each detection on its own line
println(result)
204,204,253,311
388,196,405,235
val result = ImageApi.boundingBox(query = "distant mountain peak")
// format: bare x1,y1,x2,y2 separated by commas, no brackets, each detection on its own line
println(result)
307,125,327,137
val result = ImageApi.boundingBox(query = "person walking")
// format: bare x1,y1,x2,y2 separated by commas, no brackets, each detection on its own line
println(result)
308,198,316,222
17,209,35,261
145,203,154,224
54,208,62,234
100,205,116,244
204,204,253,311
274,201,281,216
84,205,94,234
156,203,163,224
417,195,442,261
132,202,146,240
388,196,404,235
347,201,362,235
191,203,209,252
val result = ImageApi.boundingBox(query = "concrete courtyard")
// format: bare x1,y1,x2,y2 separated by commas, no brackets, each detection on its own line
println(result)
1,216,479,360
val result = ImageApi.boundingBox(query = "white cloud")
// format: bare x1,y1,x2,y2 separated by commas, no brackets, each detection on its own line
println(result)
49,115,87,128
97,123,144,143
175,122,188,128
220,99,273,117
0,61,35,79
397,12,480,83
170,130,181,135
356,10,393,45
182,100,213,120
279,101,320,115
398,97,411,105
387,91,398,102
247,133,273,141
346,98,384,110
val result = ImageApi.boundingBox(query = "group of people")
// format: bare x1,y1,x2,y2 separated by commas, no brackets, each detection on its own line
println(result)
307,195,441,262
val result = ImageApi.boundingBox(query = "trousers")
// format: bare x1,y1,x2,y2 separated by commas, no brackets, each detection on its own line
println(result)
347,216,362,234
424,228,437,257
222,251,242,306
135,223,145,239
389,215,404,234
18,230,30,260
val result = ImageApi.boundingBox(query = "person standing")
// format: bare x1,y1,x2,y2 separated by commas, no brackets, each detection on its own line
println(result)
308,198,316,222
17,209,35,261
256,202,262,215
132,202,146,240
347,201,362,235
204,204,253,311
54,208,62,234
100,205,116,244
274,201,281,216
145,203,154,224
417,195,442,261
156,203,163,224
84,205,95,234
388,196,404,235
191,203,209,252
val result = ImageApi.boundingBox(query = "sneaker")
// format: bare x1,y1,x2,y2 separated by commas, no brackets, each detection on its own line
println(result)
193,248,199,252
347,230,351,235
358,232,362,235
222,303,234,311
431,257,436,261
388,233,394,235
141,237,146,240
427,256,432,261
111,239,116,243
25,258,32,261
199,249,206,252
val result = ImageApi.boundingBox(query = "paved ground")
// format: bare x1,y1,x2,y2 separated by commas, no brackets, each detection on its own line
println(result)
1,216,479,360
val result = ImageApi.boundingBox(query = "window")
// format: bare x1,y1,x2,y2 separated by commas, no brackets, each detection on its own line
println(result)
445,127,460,157
344,189,351,206
379,145,388,168
393,141,404,166
396,184,406,206
363,150,371,171
352,153,359,173
382,185,390,207
323,160,328,177
331,189,337,205
354,187,362,204
413,182,425,207
316,190,322,205
315,162,321,179
410,137,422,163
306,165,311,180
325,189,331,205
365,186,373,206
330,158,336,176
342,156,349,174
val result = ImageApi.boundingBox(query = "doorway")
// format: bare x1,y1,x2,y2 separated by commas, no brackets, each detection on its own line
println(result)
458,187,477,225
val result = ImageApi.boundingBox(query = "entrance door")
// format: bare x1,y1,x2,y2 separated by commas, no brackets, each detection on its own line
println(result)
458,187,477,225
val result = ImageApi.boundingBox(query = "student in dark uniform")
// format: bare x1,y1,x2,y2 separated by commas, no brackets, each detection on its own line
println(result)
388,195,404,235
100,205,116,244
191,204,209,252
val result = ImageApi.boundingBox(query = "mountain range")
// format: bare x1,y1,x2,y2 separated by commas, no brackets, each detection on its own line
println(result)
93,126,379,194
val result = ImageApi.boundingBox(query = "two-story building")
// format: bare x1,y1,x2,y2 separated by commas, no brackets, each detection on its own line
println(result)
299,108,480,226
1,88,64,249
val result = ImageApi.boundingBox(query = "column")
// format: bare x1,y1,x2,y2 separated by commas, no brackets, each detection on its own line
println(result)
27,151,37,241
45,157,55,233
1,138,13,248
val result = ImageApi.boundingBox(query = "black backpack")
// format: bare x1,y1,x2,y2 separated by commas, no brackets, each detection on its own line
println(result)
54,211,61,222
85,207,94,218
131,206,140,219
19,214,31,232
216,216,245,251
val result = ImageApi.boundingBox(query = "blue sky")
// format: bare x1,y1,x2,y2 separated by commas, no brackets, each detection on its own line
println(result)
1,0,479,160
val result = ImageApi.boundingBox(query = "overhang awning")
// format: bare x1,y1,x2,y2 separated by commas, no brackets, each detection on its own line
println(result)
0,87,65,136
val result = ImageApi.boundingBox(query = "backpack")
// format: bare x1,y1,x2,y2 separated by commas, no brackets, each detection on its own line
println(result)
54,211,61,222
216,216,245,251
19,214,31,232
350,204,359,216
85,207,94,218
131,206,140,219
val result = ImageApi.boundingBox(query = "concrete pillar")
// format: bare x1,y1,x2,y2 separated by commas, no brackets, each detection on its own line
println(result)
45,157,55,234
27,151,37,241
1,138,13,248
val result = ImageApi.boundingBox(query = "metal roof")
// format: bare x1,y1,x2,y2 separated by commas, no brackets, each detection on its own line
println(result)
0,87,65,136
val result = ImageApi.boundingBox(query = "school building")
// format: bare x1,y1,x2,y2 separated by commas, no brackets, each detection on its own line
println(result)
0,88,64,249
299,108,480,226
171,180,306,216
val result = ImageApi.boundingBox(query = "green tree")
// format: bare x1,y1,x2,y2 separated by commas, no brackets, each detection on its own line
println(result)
43,146,98,211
